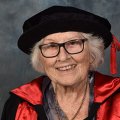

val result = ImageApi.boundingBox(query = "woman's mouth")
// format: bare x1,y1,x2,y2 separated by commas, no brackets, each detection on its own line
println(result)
56,64,76,71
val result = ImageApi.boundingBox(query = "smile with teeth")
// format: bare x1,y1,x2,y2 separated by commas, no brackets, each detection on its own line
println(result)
57,65,76,71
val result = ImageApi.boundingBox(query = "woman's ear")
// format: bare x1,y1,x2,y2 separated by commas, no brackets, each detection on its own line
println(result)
90,53,95,65
37,55,45,73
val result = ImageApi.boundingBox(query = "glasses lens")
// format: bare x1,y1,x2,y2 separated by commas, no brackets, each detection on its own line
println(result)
65,39,84,54
39,39,86,58
40,43,59,57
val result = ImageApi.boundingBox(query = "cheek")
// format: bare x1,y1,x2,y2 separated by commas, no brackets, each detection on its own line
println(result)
40,56,56,72
74,50,90,71
74,51,90,81
75,51,90,64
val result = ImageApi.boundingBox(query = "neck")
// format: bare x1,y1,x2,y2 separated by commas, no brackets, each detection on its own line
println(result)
52,78,89,120
52,78,88,102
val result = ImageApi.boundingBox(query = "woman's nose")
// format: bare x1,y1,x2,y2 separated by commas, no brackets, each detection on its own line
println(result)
57,47,71,61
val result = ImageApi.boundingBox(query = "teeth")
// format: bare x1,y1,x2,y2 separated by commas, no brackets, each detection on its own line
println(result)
57,65,75,71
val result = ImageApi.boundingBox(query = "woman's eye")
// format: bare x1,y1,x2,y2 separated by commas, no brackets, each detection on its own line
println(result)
49,44,58,48
68,40,79,45
70,41,78,45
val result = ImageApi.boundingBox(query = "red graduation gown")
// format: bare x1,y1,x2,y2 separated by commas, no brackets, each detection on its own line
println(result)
2,72,120,120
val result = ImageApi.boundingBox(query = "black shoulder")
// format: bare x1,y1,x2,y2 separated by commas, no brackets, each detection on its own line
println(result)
1,93,23,120
1,93,48,120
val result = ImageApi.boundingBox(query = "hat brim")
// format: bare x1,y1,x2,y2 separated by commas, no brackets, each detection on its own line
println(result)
18,19,112,54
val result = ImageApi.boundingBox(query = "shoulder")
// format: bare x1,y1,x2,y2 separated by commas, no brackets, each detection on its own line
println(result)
94,72,120,118
1,75,45,118
94,71,120,103
1,76,47,120
94,71,120,86
10,75,47,105
1,94,23,120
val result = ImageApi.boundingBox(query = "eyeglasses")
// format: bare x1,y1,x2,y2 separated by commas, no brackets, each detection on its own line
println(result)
39,39,87,58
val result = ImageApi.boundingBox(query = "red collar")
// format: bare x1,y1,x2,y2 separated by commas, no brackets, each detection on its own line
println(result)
11,76,44,105
94,71,120,103
11,72,120,105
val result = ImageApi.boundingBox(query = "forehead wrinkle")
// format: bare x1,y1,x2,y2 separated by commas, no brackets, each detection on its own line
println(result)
43,32,85,43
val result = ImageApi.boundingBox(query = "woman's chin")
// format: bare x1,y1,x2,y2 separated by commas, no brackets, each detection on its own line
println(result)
56,77,81,87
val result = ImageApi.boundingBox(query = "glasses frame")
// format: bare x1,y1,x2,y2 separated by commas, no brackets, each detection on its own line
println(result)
39,38,87,58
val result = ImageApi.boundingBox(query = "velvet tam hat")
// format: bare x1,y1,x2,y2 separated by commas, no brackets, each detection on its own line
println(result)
18,5,113,55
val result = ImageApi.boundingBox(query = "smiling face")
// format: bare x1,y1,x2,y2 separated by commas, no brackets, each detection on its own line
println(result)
39,32,91,86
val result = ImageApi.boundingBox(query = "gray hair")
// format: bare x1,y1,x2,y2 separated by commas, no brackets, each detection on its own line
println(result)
82,33,104,71
30,33,105,73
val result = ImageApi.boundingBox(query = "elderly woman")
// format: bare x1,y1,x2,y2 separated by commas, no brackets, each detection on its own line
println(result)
1,6,120,120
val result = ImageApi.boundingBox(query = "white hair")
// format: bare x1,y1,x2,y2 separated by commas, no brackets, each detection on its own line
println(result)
82,33,104,71
30,39,45,74
30,33,105,73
